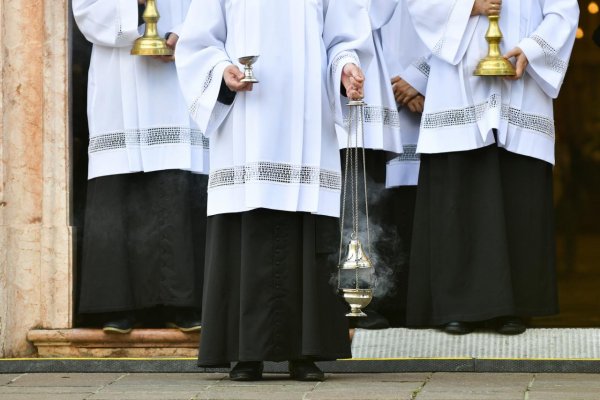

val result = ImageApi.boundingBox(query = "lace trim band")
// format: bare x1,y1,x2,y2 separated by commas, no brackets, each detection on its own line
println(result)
531,34,568,75
89,127,209,154
422,94,555,138
344,105,400,128
208,162,341,191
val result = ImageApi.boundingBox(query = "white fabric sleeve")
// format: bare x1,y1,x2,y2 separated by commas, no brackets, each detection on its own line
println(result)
324,0,373,127
400,55,431,95
406,0,477,65
518,0,579,98
73,0,140,47
175,0,233,136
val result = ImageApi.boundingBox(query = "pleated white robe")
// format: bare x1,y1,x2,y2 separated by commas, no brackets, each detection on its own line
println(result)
176,0,372,218
407,0,579,164
381,0,430,187
336,0,402,154
73,0,209,179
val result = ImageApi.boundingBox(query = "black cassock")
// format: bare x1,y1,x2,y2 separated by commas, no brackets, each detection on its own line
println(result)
407,143,558,326
78,170,207,314
199,209,351,367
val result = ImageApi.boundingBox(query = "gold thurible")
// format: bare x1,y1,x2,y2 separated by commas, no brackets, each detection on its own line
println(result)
131,0,173,56
474,15,516,76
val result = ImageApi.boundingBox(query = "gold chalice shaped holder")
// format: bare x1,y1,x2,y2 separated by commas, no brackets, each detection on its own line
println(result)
474,15,516,76
338,99,375,318
238,56,260,83
131,0,173,56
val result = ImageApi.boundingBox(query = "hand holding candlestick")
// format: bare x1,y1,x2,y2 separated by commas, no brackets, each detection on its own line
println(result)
472,0,516,77
131,0,173,56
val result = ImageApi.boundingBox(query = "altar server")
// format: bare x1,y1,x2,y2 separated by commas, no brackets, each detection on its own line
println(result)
176,0,370,381
73,0,208,333
405,0,579,335
381,0,430,188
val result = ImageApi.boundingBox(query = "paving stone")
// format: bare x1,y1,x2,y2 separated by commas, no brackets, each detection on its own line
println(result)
112,373,219,387
306,387,415,400
323,373,430,383
196,390,306,400
0,374,22,386
7,373,125,387
528,392,600,400
415,394,523,400
0,386,97,394
89,390,199,400
0,394,90,400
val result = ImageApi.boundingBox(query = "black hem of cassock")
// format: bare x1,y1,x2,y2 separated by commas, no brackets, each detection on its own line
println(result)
198,209,352,366
407,144,559,327
78,170,208,314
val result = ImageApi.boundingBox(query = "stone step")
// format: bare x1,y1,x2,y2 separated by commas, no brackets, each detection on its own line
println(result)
27,329,199,358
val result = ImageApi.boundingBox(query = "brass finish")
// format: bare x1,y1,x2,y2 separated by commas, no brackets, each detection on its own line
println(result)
339,239,374,317
131,0,173,56
238,56,260,83
474,15,516,76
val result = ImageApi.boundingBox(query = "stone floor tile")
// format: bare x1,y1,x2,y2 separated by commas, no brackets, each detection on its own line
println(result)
0,394,90,400
0,386,97,394
111,373,219,388
415,392,524,400
7,373,125,387
306,388,413,400
323,373,430,383
89,390,199,400
0,374,22,386
195,390,306,400
528,392,600,400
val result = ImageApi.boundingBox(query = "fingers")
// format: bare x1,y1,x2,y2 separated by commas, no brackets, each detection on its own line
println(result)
391,76,401,84
166,33,179,50
224,65,253,91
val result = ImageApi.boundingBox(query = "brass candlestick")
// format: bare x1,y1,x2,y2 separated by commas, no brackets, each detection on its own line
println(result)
131,0,173,56
474,15,516,76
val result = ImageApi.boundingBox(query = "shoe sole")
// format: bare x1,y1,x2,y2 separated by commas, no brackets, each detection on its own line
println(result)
229,374,263,381
165,322,201,332
103,327,132,334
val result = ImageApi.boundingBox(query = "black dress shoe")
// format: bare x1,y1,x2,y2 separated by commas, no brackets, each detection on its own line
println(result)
495,316,527,335
229,361,264,381
349,310,390,330
442,321,474,335
165,308,202,332
102,313,134,334
289,360,325,382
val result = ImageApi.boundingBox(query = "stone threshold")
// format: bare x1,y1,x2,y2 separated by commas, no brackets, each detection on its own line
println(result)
27,329,199,358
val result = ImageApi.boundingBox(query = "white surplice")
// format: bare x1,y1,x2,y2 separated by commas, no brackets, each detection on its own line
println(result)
335,0,401,153
175,0,372,217
407,0,579,165
381,0,430,187
73,0,209,179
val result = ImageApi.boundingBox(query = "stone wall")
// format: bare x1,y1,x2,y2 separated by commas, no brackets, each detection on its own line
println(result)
0,0,72,357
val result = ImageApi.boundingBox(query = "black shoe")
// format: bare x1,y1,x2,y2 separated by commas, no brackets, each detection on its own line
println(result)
289,360,325,382
442,321,474,335
165,308,201,332
102,313,134,334
494,316,527,335
349,310,390,330
229,361,264,381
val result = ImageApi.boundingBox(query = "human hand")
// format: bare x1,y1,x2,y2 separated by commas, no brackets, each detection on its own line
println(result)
138,0,145,5
503,47,529,80
406,95,424,113
152,33,178,63
223,65,254,92
471,0,501,16
342,63,365,101
392,77,419,106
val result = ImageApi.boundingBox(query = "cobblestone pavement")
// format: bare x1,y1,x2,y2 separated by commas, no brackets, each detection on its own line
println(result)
1,372,600,400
